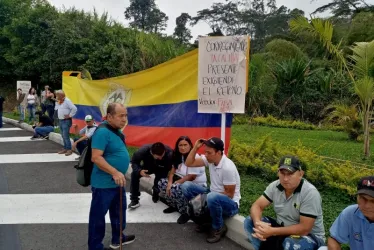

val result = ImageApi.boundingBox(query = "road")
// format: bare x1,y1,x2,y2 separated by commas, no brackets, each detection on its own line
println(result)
0,122,245,250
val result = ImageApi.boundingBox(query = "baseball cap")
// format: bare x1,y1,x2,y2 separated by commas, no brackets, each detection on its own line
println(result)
203,137,224,151
84,115,93,121
357,176,374,198
278,155,302,173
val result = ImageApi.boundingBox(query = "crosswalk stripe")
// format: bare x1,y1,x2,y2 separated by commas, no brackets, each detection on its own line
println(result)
0,128,22,131
0,153,77,163
0,137,39,142
0,192,180,224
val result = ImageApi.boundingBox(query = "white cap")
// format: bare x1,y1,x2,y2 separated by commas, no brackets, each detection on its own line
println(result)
85,115,93,121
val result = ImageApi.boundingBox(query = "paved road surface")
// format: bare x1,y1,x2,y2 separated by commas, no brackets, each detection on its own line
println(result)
0,122,245,250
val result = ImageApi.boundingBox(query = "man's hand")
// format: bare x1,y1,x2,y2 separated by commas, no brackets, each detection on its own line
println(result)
166,183,172,196
194,138,205,149
64,115,70,119
140,170,151,178
112,171,126,187
252,221,274,241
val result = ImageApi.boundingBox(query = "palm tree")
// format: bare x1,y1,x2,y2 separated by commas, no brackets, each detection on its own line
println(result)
290,17,374,157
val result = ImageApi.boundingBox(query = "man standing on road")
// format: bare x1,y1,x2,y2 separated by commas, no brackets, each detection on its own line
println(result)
128,142,173,209
319,176,374,250
55,90,77,156
244,155,326,250
89,103,135,250
0,94,5,128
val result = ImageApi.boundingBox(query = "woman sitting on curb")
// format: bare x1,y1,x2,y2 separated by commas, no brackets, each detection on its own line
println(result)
158,136,207,224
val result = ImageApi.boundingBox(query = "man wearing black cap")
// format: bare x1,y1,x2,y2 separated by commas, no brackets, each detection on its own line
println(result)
244,155,326,250
182,137,241,243
128,142,173,209
322,176,374,250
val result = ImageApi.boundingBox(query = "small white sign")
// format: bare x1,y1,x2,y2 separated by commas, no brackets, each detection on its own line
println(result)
198,36,249,113
16,81,31,94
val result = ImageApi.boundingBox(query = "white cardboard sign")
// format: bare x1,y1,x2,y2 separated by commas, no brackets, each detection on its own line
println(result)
198,36,249,114
16,81,31,94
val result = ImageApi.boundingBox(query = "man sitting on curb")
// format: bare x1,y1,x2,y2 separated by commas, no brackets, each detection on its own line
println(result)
181,137,241,243
244,155,326,250
72,115,97,160
128,142,173,209
31,111,54,140
319,176,374,250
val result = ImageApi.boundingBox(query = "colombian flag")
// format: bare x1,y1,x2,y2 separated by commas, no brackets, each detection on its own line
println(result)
63,49,233,151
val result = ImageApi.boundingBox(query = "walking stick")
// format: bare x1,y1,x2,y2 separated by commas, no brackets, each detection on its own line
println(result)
119,186,123,250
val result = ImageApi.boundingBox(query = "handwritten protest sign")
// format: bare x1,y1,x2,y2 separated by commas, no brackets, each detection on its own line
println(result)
198,36,249,113
16,81,31,95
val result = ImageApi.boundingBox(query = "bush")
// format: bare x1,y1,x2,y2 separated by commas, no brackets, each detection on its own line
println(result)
249,115,316,130
229,136,374,196
233,114,250,125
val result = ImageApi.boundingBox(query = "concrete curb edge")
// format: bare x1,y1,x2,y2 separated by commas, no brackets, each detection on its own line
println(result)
2,116,253,249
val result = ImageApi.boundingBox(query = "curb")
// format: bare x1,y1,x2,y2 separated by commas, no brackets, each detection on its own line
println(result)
3,116,253,249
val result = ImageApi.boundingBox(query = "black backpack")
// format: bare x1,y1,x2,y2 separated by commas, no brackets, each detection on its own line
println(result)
74,123,125,187
188,193,211,225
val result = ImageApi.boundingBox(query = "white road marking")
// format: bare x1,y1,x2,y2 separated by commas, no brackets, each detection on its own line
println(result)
0,137,40,142
0,128,22,131
0,192,180,224
0,153,77,163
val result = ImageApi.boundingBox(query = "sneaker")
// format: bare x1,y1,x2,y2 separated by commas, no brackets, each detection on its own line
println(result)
206,225,228,243
109,235,136,249
30,135,40,140
128,201,140,209
65,150,73,156
163,206,177,214
58,149,67,154
75,156,80,161
42,135,49,140
152,191,159,203
177,213,190,224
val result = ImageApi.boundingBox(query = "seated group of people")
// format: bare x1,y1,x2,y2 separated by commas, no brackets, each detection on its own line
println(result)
128,138,374,250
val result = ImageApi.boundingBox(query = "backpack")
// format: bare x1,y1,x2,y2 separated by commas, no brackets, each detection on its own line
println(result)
74,123,125,187
187,193,211,225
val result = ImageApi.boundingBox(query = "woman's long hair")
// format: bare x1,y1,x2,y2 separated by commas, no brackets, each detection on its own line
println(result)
173,136,193,168
28,87,35,95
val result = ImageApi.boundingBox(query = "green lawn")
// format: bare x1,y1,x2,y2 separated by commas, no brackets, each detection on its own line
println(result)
232,124,374,166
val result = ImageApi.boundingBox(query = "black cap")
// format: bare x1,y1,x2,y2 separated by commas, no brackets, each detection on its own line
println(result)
203,137,224,152
357,176,374,198
278,155,302,173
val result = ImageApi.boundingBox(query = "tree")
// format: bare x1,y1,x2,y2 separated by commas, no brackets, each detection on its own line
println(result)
124,0,168,33
311,0,371,17
290,16,374,157
173,13,192,44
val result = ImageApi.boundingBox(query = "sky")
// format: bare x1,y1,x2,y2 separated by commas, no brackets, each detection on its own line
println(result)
47,0,367,40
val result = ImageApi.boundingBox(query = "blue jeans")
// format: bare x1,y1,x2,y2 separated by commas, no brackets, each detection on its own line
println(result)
74,138,87,155
59,119,72,150
0,111,2,128
88,187,127,250
27,103,36,122
34,126,54,137
181,181,239,230
18,105,25,121
244,216,325,250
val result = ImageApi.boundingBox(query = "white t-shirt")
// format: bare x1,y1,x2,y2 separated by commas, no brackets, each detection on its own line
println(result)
27,94,36,104
175,155,207,186
201,154,241,205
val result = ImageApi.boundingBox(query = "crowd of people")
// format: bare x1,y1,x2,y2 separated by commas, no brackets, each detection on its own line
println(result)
5,87,374,250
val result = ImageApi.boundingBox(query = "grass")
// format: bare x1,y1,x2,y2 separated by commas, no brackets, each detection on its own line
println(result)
232,124,374,166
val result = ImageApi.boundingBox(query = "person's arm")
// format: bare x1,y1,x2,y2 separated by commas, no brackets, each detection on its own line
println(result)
327,237,342,250
250,196,272,226
185,139,206,167
65,99,77,118
131,146,148,174
74,135,89,144
271,216,316,236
